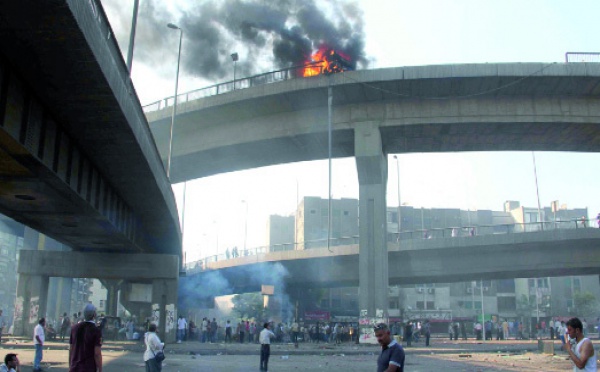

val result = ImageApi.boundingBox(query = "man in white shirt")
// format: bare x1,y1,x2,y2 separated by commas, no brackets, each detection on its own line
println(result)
259,323,275,371
33,318,45,372
177,316,187,343
0,353,20,372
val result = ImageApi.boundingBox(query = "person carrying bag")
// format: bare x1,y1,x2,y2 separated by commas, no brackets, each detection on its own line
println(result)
144,324,164,372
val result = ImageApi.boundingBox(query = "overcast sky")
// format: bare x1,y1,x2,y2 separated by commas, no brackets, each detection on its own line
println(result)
100,0,600,262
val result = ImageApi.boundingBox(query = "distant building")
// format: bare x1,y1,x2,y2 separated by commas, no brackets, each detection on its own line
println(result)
266,215,295,252
295,197,358,250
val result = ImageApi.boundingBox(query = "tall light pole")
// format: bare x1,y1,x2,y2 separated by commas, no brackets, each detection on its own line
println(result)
126,0,140,74
531,152,544,231
242,200,248,252
231,52,238,90
393,155,401,244
166,23,183,179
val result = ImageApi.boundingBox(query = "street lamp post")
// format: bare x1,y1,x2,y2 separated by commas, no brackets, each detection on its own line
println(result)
242,200,248,253
231,53,239,90
393,155,401,244
166,23,183,179
126,0,140,74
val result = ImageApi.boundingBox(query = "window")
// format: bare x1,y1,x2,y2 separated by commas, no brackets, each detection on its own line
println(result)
426,301,435,309
0,248,7,256
497,297,516,312
573,278,581,292
416,301,424,310
343,211,349,216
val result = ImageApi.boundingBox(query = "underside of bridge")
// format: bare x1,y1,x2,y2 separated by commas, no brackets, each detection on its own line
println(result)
0,0,182,339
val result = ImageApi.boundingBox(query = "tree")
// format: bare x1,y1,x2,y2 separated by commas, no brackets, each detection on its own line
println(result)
571,291,597,319
231,293,268,321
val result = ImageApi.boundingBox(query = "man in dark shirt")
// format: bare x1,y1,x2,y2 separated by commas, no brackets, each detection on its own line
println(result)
375,323,404,372
69,304,102,372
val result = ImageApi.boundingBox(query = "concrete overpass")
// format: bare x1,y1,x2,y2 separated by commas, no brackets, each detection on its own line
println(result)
185,228,600,292
0,1,180,337
148,62,600,319
147,62,600,182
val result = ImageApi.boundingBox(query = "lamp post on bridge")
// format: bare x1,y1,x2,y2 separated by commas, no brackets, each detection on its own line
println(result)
166,23,183,180
231,52,239,90
393,155,401,245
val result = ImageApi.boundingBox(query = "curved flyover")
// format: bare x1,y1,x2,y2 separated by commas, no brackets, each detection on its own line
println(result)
147,62,600,183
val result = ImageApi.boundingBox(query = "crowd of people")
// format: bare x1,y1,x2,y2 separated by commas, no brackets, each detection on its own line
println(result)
173,315,359,345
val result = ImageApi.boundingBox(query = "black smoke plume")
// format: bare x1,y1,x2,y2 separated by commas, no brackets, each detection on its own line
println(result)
103,0,367,82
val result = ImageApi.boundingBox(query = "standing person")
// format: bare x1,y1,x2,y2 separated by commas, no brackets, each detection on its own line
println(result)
374,323,405,372
225,320,232,343
0,310,5,344
291,320,299,344
211,318,218,343
1,353,20,372
143,324,163,372
424,320,431,347
502,319,509,340
33,318,45,372
563,317,597,371
259,323,275,371
448,323,453,340
404,322,412,347
176,316,186,344
69,304,102,372
453,322,459,342
60,313,71,342
237,321,245,343
460,322,467,340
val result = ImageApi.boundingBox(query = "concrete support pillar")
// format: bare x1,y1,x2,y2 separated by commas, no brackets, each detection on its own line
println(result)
354,123,389,319
152,279,178,343
13,274,50,336
101,279,122,316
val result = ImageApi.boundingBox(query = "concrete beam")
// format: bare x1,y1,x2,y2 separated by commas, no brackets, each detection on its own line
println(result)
18,250,179,280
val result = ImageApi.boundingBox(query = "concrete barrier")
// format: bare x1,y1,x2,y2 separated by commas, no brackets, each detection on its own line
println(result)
538,339,555,354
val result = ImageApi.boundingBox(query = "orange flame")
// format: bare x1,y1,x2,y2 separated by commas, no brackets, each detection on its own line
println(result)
303,46,351,77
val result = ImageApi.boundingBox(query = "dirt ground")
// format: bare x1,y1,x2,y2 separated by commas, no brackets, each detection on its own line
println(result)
0,345,578,371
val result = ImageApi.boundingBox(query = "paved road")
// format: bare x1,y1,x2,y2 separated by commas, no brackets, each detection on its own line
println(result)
0,337,580,371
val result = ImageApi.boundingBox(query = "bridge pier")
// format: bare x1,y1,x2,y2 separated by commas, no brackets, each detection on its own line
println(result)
355,123,389,322
15,250,179,342
13,274,50,337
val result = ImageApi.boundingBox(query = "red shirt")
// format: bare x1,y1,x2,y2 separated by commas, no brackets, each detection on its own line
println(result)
69,321,102,372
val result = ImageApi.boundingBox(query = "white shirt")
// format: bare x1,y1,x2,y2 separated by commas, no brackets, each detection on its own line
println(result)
33,324,45,344
0,364,16,372
573,337,597,372
144,332,164,362
177,318,187,330
259,328,275,344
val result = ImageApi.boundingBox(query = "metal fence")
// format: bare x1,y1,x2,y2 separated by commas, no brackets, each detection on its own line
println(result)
565,52,600,63
185,218,599,272
142,63,323,114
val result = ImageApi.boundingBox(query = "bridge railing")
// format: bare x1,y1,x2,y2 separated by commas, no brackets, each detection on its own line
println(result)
185,218,599,272
142,63,323,114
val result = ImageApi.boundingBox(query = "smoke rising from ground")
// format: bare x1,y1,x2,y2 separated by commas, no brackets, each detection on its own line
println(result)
103,0,367,82
179,262,293,321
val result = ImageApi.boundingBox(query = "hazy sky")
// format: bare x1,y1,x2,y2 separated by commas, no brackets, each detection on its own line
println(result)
100,0,600,262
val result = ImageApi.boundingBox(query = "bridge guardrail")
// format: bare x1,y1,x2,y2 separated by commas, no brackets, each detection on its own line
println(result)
185,218,599,272
142,64,323,114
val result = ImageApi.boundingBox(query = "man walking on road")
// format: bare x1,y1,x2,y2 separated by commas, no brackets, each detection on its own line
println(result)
69,304,102,372
259,323,275,371
33,318,45,372
374,323,405,372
